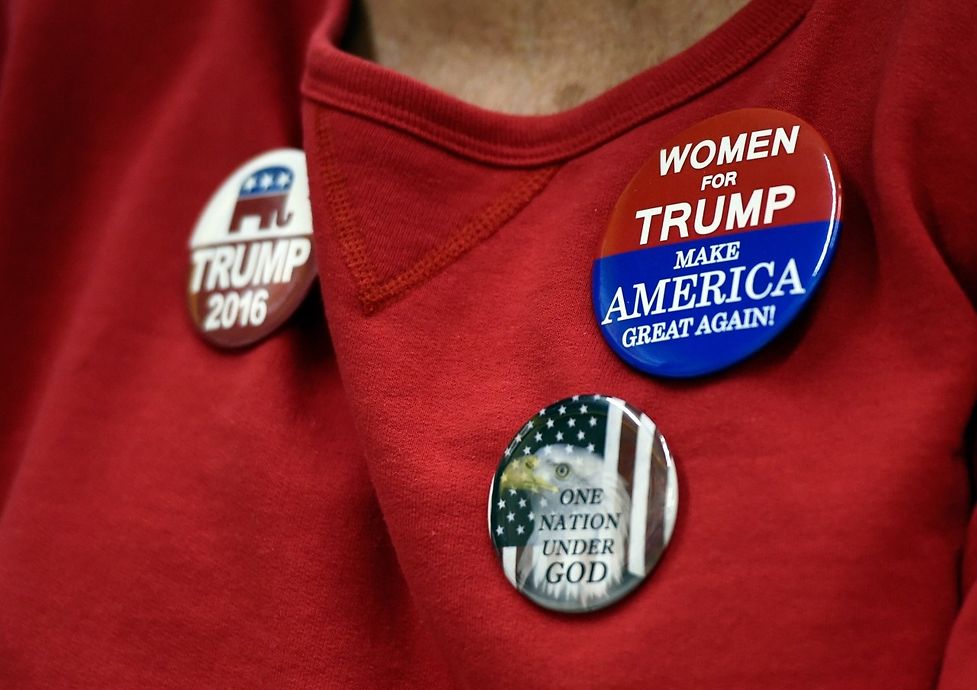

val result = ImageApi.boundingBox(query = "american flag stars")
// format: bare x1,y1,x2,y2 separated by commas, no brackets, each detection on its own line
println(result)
498,396,610,465
491,484,536,547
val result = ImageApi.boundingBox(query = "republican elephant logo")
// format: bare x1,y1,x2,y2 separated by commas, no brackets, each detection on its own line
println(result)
228,165,295,233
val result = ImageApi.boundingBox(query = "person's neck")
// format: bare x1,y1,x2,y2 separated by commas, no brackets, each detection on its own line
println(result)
347,0,751,115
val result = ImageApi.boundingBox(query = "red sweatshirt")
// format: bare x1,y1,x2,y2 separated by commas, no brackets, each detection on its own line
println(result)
2,0,976,687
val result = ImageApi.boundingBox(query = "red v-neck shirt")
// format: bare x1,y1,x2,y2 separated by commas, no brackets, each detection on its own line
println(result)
2,0,976,687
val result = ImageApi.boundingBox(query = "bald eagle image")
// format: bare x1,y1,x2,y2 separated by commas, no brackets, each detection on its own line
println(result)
500,444,632,609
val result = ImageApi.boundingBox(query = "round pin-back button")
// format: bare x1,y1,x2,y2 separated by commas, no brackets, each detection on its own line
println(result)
186,148,316,348
593,109,842,377
488,395,678,613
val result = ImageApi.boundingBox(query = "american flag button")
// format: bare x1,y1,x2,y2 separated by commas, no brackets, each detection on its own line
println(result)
488,395,678,613
186,148,317,348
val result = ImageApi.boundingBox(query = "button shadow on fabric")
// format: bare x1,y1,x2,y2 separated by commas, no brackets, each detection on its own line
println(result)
593,108,843,377
488,395,678,613
186,148,317,348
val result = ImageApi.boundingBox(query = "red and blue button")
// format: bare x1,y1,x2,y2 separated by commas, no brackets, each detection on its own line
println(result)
593,109,843,377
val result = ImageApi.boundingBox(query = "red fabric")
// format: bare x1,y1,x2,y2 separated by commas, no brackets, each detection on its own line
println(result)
1,0,976,688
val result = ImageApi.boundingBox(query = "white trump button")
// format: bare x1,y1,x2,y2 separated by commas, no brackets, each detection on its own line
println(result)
186,148,316,348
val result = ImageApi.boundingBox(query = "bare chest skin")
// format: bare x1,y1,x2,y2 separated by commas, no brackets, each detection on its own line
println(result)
347,0,751,115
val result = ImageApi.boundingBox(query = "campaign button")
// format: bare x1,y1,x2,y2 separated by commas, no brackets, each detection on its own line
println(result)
489,395,678,613
593,109,843,377
186,148,316,348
